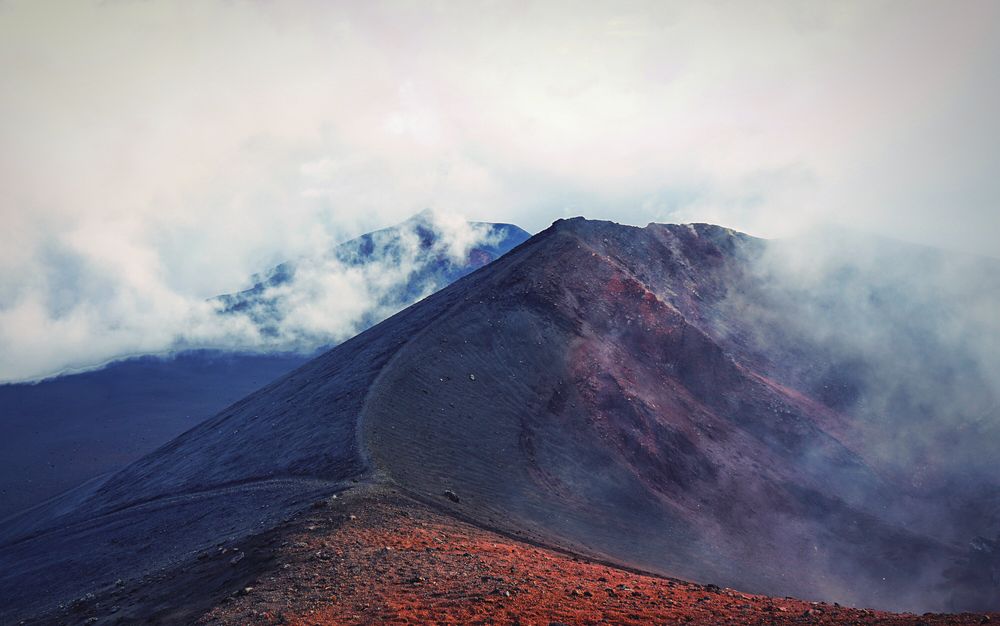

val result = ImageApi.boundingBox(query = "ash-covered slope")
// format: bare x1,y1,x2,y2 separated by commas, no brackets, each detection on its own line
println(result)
0,235,496,621
2,218,998,622
0,213,529,520
0,351,306,519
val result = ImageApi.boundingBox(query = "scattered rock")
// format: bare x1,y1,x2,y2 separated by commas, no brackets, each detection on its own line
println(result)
229,551,245,565
443,489,460,503
70,593,96,612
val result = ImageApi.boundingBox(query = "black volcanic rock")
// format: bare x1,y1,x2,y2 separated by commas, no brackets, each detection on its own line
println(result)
2,218,998,622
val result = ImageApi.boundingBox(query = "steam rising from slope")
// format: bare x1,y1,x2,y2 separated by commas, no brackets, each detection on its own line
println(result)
357,218,1000,611
721,228,1000,553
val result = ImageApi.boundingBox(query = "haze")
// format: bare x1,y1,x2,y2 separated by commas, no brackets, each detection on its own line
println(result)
1,0,999,381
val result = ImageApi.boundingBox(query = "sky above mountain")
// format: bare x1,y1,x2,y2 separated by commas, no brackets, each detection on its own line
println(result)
1,0,998,380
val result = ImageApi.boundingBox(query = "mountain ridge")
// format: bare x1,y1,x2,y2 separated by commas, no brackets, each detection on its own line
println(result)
2,217,998,622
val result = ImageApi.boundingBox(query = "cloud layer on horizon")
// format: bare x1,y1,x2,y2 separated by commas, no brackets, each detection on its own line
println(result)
1,0,999,381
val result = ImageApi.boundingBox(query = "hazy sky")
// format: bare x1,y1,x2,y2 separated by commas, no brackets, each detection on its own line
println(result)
1,0,999,380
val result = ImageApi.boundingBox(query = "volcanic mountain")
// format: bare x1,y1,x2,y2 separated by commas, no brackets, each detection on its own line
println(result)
212,209,529,341
2,218,998,624
0,213,529,519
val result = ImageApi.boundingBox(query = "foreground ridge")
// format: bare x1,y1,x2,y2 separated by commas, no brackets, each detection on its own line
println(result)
39,483,999,626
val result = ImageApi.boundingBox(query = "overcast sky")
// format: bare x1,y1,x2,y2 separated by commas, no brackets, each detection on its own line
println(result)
1,0,999,380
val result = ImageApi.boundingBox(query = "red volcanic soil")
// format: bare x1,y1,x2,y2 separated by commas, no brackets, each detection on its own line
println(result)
190,485,990,626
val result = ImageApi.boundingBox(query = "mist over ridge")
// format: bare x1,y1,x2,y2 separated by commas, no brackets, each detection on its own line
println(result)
4,217,998,620
0,210,529,382
3,0,999,386
2,1,1000,622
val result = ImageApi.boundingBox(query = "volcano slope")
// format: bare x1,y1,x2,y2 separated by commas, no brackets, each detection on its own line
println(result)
0,213,528,520
2,218,998,622
364,218,1000,612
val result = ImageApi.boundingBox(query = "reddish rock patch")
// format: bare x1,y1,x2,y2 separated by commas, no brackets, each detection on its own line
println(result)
201,485,994,625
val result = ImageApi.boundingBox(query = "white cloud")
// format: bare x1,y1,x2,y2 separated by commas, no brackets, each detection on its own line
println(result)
0,0,998,380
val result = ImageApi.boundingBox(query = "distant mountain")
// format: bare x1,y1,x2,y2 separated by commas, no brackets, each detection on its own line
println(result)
0,213,530,519
3,218,998,623
213,210,530,343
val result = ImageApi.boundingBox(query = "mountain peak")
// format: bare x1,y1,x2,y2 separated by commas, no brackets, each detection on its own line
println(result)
4,218,998,620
